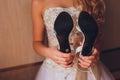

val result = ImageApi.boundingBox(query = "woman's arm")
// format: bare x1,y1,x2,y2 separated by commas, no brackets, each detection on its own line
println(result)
32,0,51,58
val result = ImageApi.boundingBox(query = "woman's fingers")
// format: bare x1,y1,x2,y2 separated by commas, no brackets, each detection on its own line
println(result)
78,49,100,68
55,58,74,68
78,55,93,68
60,52,75,58
79,55,95,63
55,57,73,65
92,48,100,61
53,52,75,67
78,59,91,68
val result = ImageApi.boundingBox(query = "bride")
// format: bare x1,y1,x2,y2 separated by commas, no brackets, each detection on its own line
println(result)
31,0,115,80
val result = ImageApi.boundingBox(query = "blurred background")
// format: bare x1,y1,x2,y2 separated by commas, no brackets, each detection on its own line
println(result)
0,0,120,80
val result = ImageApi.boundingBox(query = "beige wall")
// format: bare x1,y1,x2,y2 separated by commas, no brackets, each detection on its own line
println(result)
0,0,120,69
0,0,44,69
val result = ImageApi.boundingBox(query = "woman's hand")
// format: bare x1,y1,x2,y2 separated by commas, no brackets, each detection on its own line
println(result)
78,47,100,69
48,47,75,68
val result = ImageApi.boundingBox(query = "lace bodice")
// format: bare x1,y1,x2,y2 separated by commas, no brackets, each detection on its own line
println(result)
42,6,84,74
43,7,81,47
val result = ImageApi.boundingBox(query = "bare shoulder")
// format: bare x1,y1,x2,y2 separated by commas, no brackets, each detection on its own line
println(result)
32,0,44,6
32,0,45,13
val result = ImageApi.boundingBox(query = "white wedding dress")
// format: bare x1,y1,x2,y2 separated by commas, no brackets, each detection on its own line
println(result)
35,7,115,80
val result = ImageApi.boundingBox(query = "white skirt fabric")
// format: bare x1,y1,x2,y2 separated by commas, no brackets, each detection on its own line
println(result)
35,59,115,80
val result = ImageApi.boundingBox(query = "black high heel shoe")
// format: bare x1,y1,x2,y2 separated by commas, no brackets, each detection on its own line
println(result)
78,11,99,56
54,11,73,53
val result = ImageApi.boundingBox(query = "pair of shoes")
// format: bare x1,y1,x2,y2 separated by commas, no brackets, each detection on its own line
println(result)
54,11,98,56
